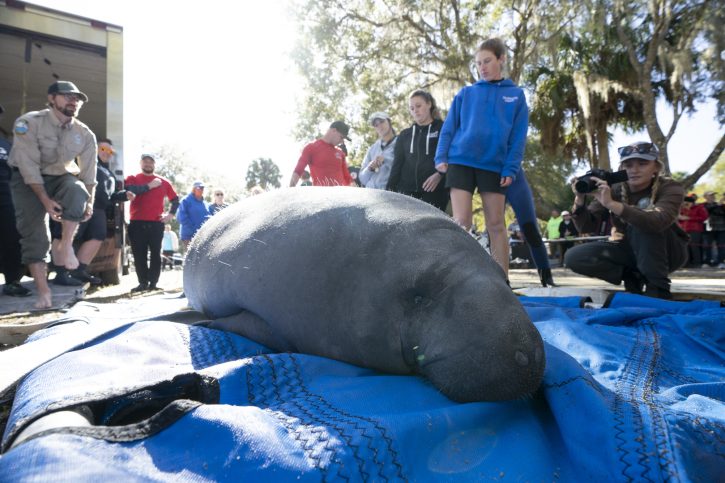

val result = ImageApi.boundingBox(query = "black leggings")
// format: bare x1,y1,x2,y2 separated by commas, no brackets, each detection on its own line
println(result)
564,224,687,294
128,221,164,285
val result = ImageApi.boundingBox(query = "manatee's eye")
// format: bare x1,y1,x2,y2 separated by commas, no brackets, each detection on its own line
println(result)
400,289,433,315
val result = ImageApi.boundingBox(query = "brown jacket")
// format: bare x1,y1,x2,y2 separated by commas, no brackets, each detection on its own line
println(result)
572,177,687,240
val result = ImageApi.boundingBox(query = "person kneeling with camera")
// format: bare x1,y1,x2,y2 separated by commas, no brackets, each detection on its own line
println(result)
564,141,688,299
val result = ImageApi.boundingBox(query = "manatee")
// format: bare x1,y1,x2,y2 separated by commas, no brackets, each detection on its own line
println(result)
183,187,544,402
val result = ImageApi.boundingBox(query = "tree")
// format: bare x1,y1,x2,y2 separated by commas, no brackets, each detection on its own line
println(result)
292,0,578,201
613,0,723,178
246,158,282,190
292,0,723,203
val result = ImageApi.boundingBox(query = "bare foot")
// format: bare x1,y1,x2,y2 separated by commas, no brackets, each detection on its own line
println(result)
63,244,79,270
34,291,53,309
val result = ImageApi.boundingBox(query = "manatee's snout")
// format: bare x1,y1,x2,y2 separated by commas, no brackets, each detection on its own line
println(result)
418,308,545,403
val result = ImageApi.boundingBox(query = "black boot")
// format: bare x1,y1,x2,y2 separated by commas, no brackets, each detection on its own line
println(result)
644,284,672,300
621,269,645,294
538,268,557,287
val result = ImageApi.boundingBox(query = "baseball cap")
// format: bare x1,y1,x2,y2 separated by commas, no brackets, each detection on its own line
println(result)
368,111,390,125
704,191,718,196
192,181,205,189
330,121,351,141
687,192,698,198
561,211,571,216
684,195,696,202
48,81,88,102
141,154,155,162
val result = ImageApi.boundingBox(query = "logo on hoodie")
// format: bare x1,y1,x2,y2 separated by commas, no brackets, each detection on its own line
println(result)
502,96,518,103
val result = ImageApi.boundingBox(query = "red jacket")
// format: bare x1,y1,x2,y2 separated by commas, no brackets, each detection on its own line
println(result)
678,203,708,233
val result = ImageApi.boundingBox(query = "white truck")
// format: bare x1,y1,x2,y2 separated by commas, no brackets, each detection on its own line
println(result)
0,0,127,284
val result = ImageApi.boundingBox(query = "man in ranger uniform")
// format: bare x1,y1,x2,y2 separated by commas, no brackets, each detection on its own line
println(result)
7,81,97,309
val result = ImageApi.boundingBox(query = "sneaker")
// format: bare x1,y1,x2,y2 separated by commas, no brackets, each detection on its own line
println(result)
719,263,725,269
3,281,31,297
148,284,161,291
72,269,102,285
701,263,711,269
53,270,84,286
130,282,149,293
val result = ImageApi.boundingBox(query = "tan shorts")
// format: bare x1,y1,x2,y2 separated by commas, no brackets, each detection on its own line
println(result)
10,171,89,264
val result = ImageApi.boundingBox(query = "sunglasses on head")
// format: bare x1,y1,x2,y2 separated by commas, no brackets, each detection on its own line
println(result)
617,142,658,157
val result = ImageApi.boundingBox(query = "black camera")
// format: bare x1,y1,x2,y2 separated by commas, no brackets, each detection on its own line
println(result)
575,169,629,194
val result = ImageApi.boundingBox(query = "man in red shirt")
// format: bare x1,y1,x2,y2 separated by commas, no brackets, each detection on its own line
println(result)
125,154,179,292
290,121,356,187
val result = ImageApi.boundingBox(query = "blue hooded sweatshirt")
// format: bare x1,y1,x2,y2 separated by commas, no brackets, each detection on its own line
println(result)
435,78,528,180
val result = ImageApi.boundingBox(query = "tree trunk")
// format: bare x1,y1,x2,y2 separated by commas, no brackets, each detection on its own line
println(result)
596,121,611,171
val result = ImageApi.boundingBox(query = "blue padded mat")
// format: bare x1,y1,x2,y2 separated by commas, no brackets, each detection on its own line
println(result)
0,294,722,482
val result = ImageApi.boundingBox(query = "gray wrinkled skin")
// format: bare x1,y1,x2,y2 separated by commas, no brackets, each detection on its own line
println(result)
184,187,545,402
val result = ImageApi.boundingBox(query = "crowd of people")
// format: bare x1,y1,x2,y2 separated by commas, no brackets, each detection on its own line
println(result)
0,81,236,307
287,38,721,300
0,37,722,307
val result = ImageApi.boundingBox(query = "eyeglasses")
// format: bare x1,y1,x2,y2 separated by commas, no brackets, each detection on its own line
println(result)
99,145,114,155
617,142,658,157
60,93,84,103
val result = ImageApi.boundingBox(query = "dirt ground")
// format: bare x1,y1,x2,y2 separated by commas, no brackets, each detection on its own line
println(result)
2,265,723,334
0,268,185,350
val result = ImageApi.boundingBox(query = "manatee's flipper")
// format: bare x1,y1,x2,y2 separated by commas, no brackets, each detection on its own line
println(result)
208,310,297,353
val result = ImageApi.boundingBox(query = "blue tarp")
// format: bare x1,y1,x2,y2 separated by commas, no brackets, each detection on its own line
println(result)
0,294,723,482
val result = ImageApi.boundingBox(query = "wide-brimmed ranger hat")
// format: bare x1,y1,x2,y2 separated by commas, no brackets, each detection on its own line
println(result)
618,141,660,164
48,81,89,102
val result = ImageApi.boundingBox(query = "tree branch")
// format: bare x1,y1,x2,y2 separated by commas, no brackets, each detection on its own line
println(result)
680,134,725,189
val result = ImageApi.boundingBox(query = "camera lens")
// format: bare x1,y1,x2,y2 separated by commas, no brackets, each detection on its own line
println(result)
575,177,595,194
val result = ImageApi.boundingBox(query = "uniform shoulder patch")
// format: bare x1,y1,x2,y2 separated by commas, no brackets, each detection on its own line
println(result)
14,119,29,135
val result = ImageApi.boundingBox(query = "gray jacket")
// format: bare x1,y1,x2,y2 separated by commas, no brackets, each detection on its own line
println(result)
359,136,397,189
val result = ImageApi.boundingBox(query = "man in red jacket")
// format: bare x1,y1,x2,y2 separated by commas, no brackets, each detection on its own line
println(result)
125,154,179,292
678,193,709,267
289,121,355,187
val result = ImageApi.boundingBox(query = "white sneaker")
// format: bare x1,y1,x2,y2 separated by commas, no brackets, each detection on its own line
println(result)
701,264,710,268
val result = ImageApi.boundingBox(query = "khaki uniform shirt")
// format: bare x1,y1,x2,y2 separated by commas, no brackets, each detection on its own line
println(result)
8,108,97,188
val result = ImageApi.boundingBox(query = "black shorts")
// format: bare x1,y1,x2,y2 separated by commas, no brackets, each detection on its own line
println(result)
50,209,107,242
445,164,507,195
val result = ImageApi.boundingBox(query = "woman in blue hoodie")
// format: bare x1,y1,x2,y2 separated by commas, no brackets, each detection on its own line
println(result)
435,38,529,278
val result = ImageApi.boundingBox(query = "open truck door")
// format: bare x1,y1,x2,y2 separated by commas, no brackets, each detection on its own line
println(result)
1,1,126,284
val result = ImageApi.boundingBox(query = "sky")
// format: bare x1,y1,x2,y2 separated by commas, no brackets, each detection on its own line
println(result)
25,1,725,186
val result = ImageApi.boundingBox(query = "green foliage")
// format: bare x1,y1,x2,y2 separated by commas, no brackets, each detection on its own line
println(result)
246,158,282,190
